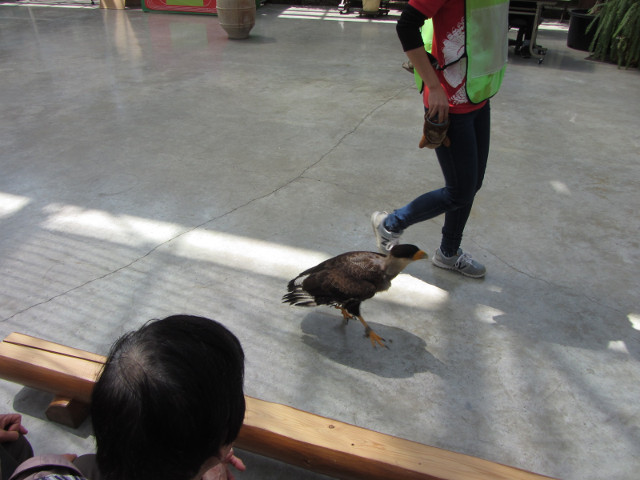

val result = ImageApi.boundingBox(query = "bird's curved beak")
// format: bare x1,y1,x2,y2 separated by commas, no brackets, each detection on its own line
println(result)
413,250,427,261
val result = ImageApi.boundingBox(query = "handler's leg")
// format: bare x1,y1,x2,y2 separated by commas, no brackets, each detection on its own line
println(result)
434,103,490,277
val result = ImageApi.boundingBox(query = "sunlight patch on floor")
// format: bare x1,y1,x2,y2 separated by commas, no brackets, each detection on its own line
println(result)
0,192,31,219
38,201,449,310
0,2,97,8
607,340,630,354
42,204,185,245
277,6,399,24
538,21,569,32
474,304,505,324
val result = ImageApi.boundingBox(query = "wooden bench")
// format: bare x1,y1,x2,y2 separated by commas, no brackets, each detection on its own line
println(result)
0,333,556,480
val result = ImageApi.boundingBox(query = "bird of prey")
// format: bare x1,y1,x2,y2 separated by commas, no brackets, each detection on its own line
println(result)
282,244,426,348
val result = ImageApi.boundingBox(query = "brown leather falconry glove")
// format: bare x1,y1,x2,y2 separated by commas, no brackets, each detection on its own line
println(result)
419,113,451,149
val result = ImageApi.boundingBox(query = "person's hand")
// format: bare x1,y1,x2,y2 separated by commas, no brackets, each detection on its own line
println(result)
426,84,449,124
201,449,246,480
0,413,28,443
405,47,450,123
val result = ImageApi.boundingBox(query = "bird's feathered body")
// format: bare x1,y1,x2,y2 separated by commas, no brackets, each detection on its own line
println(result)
284,251,392,313
283,245,426,347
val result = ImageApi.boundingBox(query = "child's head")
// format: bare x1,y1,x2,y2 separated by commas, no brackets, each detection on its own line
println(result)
91,315,245,480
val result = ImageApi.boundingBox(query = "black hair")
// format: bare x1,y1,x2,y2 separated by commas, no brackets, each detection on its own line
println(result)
91,315,245,480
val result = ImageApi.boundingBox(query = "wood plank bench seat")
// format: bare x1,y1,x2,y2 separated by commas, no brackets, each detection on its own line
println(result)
0,333,555,480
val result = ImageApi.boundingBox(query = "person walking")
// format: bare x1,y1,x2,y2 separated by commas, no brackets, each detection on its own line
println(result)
372,0,509,278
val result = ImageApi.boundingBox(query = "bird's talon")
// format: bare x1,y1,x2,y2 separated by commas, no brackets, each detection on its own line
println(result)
365,328,387,349
336,306,352,322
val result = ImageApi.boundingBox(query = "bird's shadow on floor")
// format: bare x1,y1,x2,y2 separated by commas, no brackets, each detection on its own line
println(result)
300,313,445,379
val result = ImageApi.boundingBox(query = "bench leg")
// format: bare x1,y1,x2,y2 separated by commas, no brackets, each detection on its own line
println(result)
45,395,90,428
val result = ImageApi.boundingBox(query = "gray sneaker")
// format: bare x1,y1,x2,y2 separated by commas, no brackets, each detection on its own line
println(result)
432,248,486,278
371,211,403,253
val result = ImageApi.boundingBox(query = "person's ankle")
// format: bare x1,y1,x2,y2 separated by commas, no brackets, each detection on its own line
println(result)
440,248,457,258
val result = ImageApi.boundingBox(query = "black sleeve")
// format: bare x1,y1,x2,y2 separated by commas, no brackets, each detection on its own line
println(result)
396,4,428,52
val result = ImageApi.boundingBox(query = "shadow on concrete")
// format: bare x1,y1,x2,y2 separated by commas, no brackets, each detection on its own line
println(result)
12,387,94,438
300,312,446,378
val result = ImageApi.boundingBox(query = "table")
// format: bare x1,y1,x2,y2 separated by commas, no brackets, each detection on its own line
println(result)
509,0,559,62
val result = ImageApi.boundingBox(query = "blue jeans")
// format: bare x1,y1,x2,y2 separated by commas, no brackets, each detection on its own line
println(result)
385,101,491,256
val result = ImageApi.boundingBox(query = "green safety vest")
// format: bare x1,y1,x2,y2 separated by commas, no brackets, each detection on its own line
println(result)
414,0,509,104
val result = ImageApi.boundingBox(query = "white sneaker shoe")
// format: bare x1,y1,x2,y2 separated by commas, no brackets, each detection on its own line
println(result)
371,211,403,254
433,248,486,278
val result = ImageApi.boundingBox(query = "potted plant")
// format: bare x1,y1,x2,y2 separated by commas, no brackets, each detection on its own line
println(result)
567,7,599,51
588,0,640,68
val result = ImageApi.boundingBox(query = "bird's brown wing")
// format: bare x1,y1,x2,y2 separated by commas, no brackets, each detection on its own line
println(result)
300,251,385,305
337,251,386,284
301,269,378,305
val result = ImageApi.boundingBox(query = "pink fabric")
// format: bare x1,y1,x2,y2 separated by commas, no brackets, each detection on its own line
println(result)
9,455,84,480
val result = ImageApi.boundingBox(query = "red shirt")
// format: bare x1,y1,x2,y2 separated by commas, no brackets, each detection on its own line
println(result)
409,0,486,113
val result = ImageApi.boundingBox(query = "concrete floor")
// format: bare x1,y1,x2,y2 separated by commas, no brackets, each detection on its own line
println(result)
1,2,639,479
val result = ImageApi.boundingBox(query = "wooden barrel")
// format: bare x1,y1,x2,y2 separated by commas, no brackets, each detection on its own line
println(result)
217,0,256,40
362,0,381,13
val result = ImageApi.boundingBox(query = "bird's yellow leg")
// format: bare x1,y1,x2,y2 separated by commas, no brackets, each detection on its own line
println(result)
335,306,352,323
357,315,388,349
